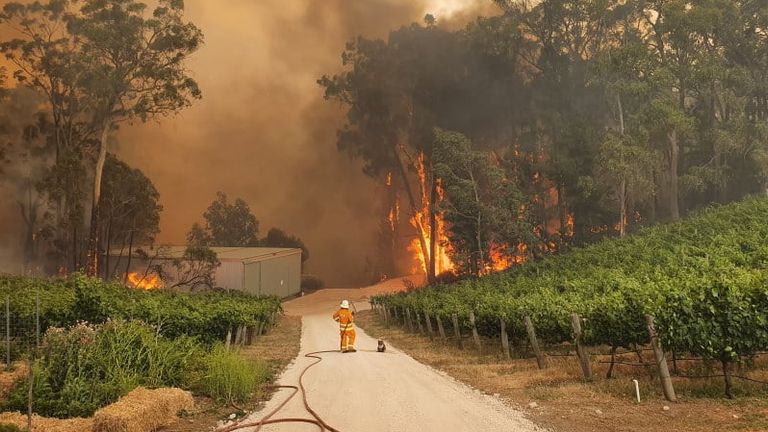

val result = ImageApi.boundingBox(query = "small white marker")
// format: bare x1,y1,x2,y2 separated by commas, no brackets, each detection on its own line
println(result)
633,379,641,403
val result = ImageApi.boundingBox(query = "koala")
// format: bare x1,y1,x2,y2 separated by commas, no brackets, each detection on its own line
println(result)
377,339,387,353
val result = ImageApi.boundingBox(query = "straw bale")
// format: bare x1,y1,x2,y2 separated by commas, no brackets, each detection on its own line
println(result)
92,387,194,432
0,411,93,432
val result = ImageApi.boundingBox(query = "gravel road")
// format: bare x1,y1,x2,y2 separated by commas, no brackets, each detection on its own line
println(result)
239,280,544,432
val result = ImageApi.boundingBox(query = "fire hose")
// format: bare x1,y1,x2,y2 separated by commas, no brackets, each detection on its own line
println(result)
214,349,342,432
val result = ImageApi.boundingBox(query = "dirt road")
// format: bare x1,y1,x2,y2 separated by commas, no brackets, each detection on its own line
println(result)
241,279,543,432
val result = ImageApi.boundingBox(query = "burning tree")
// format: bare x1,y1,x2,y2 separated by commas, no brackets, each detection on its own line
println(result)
318,20,469,282
433,129,531,275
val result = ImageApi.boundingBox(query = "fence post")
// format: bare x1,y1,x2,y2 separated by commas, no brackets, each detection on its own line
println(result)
451,314,463,349
257,320,266,337
383,306,390,328
415,312,425,335
393,307,400,325
425,313,434,341
500,318,511,360
469,311,481,351
27,357,33,432
35,290,40,351
570,313,593,381
5,296,9,370
225,327,233,351
406,308,415,333
645,314,677,402
436,315,447,343
524,316,546,369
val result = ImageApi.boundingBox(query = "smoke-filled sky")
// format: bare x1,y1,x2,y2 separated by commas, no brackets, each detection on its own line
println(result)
0,0,498,285
117,0,498,286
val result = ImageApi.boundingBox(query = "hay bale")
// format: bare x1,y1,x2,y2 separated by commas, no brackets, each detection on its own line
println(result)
0,411,92,432
92,387,194,432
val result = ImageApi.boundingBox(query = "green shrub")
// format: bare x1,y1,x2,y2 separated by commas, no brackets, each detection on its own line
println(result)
197,344,270,405
0,424,22,432
4,320,202,418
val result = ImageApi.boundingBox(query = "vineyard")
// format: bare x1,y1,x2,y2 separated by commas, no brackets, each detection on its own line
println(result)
0,274,282,351
372,197,768,398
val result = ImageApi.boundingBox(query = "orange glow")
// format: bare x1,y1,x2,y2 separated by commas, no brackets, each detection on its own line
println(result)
127,272,163,290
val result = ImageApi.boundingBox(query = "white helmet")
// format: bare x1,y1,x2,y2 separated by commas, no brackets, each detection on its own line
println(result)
340,300,350,309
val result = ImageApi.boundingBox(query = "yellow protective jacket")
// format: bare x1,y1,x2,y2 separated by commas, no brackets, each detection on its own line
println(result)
333,308,355,332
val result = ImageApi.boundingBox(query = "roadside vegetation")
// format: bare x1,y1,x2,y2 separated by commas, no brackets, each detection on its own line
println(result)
0,275,286,429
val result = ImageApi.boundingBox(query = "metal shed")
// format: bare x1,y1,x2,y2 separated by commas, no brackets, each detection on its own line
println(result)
108,246,302,298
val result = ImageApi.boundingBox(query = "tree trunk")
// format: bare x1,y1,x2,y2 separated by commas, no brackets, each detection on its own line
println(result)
392,145,430,276
103,214,112,280
124,230,134,285
86,124,111,277
429,171,437,282
667,129,680,221
468,170,484,273
72,223,78,272
617,94,627,237
619,178,627,237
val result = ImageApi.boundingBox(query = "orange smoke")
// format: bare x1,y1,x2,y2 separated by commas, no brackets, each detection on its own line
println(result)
127,272,163,290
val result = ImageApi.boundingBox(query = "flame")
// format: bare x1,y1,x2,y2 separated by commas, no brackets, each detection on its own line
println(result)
409,153,455,275
127,272,163,290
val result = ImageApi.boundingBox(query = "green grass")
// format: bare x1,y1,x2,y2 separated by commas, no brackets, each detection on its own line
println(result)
197,344,271,405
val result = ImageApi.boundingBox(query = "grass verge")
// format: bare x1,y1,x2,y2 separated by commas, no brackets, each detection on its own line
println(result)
162,314,302,432
356,310,768,432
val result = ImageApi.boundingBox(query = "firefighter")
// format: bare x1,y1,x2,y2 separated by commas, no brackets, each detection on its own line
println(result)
333,300,356,353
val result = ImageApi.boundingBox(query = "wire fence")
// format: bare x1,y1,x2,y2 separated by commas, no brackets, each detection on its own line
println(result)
2,290,41,432
4,293,41,369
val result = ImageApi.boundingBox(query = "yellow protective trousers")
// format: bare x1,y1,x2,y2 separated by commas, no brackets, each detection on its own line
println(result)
340,328,356,351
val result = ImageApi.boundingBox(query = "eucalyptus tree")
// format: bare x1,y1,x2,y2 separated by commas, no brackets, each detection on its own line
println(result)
1,0,203,276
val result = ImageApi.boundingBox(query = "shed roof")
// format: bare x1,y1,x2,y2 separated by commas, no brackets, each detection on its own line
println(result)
107,246,301,263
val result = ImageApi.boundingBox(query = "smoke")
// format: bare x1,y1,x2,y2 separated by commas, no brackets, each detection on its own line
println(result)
0,0,498,284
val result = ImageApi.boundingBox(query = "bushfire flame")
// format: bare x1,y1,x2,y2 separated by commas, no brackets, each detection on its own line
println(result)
127,272,163,290
408,153,455,275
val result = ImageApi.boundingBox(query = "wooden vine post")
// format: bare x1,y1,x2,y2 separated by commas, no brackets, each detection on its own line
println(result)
425,313,435,341
436,315,447,343
570,313,593,381
645,314,677,402
469,311,481,351
416,312,425,335
406,308,415,332
500,318,511,359
524,316,546,369
383,305,390,328
451,313,463,349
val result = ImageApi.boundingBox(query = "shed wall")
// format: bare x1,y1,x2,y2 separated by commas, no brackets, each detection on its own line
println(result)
215,261,244,291
243,253,301,298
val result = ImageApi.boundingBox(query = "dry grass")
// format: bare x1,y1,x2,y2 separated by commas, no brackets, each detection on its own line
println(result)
92,387,194,432
162,314,303,432
357,310,768,432
0,411,93,432
0,362,27,402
